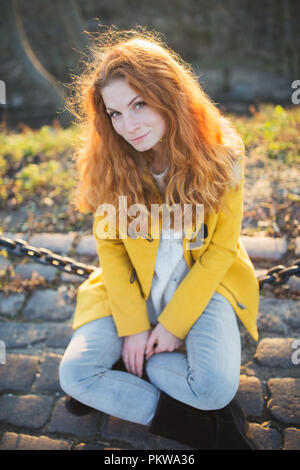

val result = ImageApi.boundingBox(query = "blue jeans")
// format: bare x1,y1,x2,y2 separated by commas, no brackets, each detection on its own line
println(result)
59,291,241,425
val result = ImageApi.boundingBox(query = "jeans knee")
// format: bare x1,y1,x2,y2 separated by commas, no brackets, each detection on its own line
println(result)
59,356,85,396
212,377,239,409
59,354,109,397
58,357,74,395
145,352,175,384
187,367,240,410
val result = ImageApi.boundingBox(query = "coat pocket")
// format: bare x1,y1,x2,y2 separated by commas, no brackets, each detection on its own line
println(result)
219,257,259,314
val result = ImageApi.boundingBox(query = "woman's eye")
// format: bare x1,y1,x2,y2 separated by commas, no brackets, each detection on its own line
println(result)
135,101,146,109
109,101,146,119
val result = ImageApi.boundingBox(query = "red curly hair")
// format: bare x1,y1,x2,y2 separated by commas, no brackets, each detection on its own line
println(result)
66,25,244,225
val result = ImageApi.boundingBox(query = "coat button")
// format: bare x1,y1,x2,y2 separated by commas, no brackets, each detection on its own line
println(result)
130,268,136,283
237,302,246,309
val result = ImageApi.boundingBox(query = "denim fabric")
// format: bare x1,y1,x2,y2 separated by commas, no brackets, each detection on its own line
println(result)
59,291,241,425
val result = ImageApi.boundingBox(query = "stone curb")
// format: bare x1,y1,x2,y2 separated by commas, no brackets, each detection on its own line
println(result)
1,232,298,261
1,233,300,297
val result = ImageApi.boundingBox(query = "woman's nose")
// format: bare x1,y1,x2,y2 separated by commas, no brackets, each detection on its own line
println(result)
123,114,140,134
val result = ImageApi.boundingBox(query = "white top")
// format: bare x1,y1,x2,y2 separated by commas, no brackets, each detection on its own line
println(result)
146,166,190,325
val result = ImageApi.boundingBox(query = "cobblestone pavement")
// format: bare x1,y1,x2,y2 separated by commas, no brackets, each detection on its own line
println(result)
0,231,299,450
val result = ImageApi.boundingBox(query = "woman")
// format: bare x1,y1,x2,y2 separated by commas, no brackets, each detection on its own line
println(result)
59,27,259,450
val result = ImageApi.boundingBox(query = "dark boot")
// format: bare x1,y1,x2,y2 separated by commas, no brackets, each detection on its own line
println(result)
149,391,256,450
213,399,257,450
64,395,94,416
149,391,218,449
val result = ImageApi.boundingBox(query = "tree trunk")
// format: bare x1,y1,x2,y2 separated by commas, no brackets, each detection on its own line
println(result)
0,0,88,129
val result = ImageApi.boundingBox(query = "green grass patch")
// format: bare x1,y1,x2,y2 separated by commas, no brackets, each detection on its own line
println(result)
231,103,300,165
0,103,299,213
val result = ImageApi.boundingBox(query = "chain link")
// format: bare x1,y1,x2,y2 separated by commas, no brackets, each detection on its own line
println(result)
0,235,300,289
0,235,96,279
258,260,300,288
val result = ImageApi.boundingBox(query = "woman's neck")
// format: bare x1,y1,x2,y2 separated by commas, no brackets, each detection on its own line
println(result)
151,164,169,175
149,155,170,175
145,140,169,174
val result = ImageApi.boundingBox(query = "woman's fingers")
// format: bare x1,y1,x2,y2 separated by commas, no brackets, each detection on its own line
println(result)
145,350,153,360
145,342,157,359
123,328,184,374
136,350,144,378
127,348,136,376
145,331,157,358
122,348,129,373
122,329,153,376
125,347,143,377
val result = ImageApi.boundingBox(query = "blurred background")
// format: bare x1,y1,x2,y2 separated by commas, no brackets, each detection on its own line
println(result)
1,0,299,127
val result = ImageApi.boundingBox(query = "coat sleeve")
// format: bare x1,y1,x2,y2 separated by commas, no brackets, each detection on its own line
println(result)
93,215,151,337
157,156,245,339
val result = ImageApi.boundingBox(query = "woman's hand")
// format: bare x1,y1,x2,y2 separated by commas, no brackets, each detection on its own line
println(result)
122,329,152,378
145,323,184,360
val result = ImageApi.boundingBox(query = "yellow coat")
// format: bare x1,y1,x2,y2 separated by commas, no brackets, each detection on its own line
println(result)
72,156,259,342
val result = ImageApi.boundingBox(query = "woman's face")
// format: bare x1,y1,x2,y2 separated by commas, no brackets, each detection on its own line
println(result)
101,79,166,152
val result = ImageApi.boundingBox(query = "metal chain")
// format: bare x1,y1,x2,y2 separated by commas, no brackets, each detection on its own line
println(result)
0,235,300,289
0,235,96,278
258,261,300,288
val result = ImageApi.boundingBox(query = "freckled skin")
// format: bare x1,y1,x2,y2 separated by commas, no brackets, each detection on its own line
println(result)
101,78,169,173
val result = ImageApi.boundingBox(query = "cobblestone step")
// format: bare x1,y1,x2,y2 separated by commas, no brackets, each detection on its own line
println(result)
1,231,299,260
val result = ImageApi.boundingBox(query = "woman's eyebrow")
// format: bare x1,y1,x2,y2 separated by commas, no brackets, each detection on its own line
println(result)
106,95,140,111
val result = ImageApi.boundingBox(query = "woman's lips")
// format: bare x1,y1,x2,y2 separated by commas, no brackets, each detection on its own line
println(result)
130,131,150,142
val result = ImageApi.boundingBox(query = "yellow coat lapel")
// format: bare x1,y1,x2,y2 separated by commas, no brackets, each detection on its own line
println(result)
124,167,199,300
